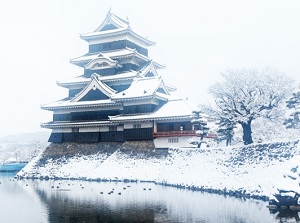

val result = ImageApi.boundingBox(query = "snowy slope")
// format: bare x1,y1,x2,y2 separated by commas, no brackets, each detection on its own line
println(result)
17,140,300,200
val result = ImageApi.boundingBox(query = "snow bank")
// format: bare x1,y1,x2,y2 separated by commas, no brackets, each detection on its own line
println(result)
17,140,300,200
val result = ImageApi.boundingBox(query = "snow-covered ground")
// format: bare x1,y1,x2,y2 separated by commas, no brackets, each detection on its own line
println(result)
17,139,300,200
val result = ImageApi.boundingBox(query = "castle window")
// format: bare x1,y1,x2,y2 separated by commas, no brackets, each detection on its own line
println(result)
169,124,174,131
109,126,117,131
168,138,178,143
133,124,141,129
72,128,79,133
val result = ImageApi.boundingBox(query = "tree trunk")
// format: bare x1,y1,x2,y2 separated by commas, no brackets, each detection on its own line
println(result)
241,121,253,145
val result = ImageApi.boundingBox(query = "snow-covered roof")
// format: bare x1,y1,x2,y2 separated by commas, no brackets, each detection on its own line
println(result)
70,52,99,65
138,61,160,78
165,84,177,92
80,12,155,47
111,76,170,101
100,71,138,82
57,75,91,87
41,98,121,111
57,71,139,88
103,48,148,59
110,98,196,122
58,60,166,89
94,11,130,31
41,120,117,129
4,157,18,163
71,74,117,102
43,75,124,110
70,48,152,67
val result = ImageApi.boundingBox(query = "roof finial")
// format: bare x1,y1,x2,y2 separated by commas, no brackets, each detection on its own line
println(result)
126,15,130,28
108,6,112,14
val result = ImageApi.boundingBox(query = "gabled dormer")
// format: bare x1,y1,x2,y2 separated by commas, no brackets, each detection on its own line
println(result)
94,11,129,32
84,56,121,70
71,74,116,102
156,80,170,95
138,61,160,78
111,76,170,102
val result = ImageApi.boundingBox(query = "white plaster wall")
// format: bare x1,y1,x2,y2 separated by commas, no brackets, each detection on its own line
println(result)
154,136,195,148
156,119,191,124
53,110,70,114
54,105,122,114
52,128,72,133
79,127,100,133
124,122,153,129
117,125,124,131
99,126,109,132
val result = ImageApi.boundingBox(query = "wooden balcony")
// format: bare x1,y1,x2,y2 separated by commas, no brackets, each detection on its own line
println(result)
153,131,217,138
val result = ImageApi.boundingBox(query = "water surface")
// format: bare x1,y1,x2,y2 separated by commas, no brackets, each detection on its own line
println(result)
0,173,298,222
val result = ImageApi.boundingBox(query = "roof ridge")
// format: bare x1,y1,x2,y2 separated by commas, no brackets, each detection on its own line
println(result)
110,12,130,26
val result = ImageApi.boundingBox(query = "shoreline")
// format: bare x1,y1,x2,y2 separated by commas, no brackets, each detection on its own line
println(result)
17,139,300,202
16,175,270,202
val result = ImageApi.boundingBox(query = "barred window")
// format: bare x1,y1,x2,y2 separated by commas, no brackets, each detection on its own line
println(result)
133,124,141,129
168,138,178,143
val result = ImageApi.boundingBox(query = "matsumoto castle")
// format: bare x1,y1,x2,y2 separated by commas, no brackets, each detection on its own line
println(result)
41,11,209,148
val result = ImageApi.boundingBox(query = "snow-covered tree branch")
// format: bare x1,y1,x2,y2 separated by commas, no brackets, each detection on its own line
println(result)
284,85,300,129
209,67,293,145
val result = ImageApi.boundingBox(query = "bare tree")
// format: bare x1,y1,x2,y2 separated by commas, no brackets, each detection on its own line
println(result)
209,67,293,145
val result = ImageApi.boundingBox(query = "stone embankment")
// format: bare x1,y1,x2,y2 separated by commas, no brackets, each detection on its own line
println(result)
17,139,300,201
39,141,168,161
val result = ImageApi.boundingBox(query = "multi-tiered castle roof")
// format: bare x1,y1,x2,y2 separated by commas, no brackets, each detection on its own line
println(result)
41,11,199,148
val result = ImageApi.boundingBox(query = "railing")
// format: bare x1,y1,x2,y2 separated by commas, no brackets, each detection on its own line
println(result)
153,131,217,138
153,131,197,137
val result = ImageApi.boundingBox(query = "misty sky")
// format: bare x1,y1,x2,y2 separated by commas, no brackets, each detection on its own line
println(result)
0,0,299,137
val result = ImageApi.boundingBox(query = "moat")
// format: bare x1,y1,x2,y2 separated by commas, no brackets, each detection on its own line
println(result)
1,172,298,223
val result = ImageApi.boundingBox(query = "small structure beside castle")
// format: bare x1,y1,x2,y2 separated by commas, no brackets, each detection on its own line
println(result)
41,11,208,148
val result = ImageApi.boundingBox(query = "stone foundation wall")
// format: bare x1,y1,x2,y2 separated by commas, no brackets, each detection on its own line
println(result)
39,140,162,163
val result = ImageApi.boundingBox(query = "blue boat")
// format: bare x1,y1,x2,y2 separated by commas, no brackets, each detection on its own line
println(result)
0,157,28,172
